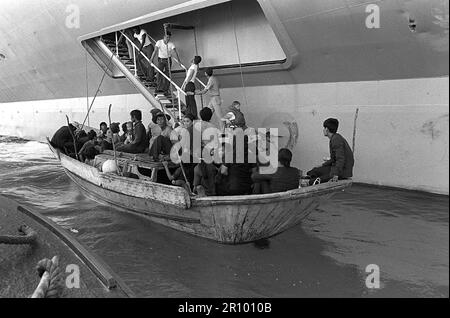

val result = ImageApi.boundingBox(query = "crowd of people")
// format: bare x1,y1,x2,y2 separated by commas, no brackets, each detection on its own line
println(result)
51,106,354,197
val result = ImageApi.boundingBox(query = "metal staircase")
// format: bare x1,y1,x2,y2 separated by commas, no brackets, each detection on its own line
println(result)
98,33,185,122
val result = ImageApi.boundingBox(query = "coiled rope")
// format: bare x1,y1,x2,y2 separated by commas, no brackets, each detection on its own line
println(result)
0,225,37,245
31,256,64,298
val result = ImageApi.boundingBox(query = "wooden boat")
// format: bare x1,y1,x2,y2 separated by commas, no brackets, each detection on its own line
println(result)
46,139,352,244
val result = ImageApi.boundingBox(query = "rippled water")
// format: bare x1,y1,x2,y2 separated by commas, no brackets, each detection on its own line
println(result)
0,136,448,297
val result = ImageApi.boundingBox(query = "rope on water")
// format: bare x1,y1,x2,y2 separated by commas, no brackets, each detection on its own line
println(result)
31,256,64,298
0,225,37,245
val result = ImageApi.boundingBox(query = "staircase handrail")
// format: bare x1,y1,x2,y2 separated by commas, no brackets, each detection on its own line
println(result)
119,31,187,98
127,31,207,88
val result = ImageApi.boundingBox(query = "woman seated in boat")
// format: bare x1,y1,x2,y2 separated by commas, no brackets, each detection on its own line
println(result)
101,122,121,151
170,114,195,144
117,110,149,154
251,148,301,194
148,112,173,161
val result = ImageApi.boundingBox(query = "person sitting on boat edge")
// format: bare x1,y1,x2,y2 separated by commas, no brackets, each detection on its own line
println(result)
117,110,149,154
161,160,194,194
148,111,173,161
307,118,354,184
50,124,77,155
252,148,301,194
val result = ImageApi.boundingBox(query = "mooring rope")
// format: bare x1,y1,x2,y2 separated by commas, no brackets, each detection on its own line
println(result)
0,225,37,245
31,256,64,298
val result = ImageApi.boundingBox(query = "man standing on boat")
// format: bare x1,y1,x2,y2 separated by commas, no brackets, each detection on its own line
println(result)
117,110,148,154
307,118,354,184
151,31,182,95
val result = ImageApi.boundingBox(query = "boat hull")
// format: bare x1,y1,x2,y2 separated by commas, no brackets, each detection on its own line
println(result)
50,142,351,244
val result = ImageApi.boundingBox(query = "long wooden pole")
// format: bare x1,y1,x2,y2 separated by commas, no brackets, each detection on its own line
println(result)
107,104,121,175
352,108,359,154
65,115,79,161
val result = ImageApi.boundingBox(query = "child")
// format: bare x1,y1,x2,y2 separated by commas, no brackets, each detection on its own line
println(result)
124,121,134,145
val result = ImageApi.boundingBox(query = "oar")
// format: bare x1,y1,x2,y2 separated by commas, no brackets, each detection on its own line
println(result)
65,115,79,161
107,104,121,176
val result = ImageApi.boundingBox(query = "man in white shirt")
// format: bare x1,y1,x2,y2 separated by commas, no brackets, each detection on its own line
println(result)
133,27,155,84
198,68,223,129
181,56,202,91
150,31,182,94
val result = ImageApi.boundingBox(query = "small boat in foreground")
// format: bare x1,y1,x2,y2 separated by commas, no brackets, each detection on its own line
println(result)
47,139,352,244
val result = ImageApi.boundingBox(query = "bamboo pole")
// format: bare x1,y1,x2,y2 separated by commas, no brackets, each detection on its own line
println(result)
107,104,121,176
66,115,79,161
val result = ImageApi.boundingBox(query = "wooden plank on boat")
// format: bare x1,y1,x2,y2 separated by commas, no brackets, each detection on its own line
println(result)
57,150,191,209
97,173,191,209
192,181,352,207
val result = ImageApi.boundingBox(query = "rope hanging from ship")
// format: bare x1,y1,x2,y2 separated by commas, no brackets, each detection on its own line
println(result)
230,2,249,110
78,32,125,134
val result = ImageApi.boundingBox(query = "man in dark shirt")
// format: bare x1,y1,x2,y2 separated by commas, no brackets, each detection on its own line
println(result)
252,148,300,194
117,110,148,154
215,136,256,196
307,118,354,183
50,124,77,154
